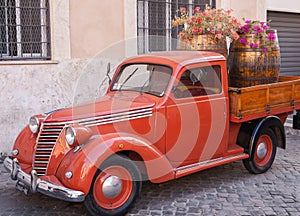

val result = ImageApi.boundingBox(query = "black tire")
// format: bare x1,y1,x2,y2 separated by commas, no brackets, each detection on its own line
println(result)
84,154,142,216
243,128,277,174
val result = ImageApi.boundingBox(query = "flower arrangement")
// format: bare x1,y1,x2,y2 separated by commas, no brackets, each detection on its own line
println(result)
172,6,240,44
238,19,277,53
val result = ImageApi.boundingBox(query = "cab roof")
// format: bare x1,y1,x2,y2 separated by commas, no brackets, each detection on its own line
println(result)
123,51,226,67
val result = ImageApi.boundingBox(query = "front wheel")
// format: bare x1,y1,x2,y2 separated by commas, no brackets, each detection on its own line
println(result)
84,155,142,216
243,129,277,174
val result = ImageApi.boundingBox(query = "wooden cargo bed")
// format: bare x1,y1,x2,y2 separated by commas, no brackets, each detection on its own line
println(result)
229,76,300,123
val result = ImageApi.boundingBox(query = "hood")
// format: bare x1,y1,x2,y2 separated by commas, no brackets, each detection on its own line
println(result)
44,91,156,123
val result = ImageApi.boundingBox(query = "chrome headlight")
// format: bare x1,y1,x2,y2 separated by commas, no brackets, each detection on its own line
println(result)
29,116,40,134
65,126,76,146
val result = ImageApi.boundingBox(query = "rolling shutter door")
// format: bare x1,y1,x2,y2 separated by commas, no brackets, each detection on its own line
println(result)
267,11,300,76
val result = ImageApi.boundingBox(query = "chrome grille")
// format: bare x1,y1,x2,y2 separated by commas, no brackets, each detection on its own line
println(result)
33,123,65,176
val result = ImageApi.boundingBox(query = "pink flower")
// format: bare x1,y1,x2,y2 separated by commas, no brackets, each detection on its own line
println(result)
211,29,216,34
263,47,268,53
227,9,232,15
268,32,276,41
194,7,201,13
178,32,185,38
253,25,262,34
240,37,247,45
231,29,239,40
180,7,186,13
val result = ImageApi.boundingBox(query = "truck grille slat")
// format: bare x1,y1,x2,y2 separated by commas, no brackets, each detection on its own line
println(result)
33,123,65,176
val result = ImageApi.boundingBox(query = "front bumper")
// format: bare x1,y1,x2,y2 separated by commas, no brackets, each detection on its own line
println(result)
3,157,85,202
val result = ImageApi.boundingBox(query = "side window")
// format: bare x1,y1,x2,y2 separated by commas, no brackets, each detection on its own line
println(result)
174,65,222,99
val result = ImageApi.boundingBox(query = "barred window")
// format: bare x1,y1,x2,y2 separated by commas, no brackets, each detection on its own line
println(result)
137,0,216,54
0,0,51,60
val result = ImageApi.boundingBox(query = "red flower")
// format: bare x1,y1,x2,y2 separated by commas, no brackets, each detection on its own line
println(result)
192,27,199,34
215,33,222,39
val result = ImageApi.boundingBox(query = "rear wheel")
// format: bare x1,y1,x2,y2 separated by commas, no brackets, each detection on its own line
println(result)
243,129,277,174
84,155,142,216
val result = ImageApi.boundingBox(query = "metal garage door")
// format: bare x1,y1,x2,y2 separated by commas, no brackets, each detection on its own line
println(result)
267,11,300,75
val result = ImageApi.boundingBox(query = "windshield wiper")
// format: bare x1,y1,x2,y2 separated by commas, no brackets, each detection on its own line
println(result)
140,67,154,94
119,67,138,90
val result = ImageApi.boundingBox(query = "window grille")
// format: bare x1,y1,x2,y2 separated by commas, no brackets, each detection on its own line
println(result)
137,0,216,54
0,0,51,60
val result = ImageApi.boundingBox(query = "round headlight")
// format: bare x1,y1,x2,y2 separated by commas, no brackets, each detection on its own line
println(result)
65,126,76,146
29,116,40,134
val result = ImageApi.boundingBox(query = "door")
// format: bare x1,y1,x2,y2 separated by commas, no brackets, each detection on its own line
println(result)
165,64,229,167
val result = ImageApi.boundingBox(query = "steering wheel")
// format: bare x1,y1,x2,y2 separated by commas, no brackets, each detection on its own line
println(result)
189,68,207,85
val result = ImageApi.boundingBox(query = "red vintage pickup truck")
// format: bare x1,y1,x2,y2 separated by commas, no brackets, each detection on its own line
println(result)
4,51,300,216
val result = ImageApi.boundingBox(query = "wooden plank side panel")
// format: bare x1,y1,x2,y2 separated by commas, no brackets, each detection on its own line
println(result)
294,81,300,107
269,84,292,107
229,76,300,122
239,89,267,116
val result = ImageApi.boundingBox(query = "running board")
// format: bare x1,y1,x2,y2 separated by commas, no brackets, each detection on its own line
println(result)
174,153,249,179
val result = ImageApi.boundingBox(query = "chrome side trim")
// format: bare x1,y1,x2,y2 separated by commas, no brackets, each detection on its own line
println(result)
4,157,85,202
43,107,153,127
174,153,249,176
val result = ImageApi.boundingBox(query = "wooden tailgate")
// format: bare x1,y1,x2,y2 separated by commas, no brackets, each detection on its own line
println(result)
229,76,300,122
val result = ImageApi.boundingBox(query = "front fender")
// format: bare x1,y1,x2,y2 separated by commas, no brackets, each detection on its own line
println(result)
11,126,37,173
56,132,174,195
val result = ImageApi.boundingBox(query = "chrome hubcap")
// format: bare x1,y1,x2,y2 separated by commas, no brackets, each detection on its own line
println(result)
257,142,268,159
102,176,122,198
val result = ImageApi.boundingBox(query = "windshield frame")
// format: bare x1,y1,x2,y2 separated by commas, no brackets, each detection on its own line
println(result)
110,63,173,97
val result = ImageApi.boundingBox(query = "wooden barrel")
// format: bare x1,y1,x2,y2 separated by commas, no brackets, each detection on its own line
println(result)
177,34,228,58
228,29,281,87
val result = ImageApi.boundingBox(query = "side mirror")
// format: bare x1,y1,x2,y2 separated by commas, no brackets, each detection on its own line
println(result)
172,85,177,92
106,62,112,84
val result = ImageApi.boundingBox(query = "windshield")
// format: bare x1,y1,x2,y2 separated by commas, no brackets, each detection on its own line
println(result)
111,64,172,97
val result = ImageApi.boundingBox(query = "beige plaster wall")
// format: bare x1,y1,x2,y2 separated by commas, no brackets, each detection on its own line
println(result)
69,0,126,59
0,58,116,155
217,0,267,21
50,0,71,60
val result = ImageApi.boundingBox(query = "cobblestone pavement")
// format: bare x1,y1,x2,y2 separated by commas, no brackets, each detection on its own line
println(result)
0,135,300,216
